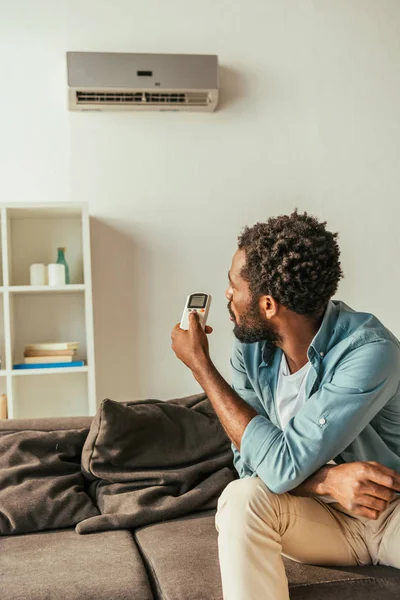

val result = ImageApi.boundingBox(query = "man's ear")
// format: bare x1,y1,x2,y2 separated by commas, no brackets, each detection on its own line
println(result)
261,295,278,319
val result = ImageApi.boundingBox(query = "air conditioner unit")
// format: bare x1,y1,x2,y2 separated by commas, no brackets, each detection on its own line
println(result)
67,52,219,112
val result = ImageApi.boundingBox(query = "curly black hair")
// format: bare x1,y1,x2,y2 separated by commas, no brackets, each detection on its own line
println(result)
237,209,344,318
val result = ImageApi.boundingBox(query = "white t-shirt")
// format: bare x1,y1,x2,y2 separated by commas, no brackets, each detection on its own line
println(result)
276,352,335,503
276,352,311,430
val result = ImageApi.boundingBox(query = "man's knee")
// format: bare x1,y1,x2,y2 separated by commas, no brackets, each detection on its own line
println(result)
216,476,279,526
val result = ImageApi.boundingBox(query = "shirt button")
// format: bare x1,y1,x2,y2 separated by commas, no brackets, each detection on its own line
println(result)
320,351,324,357
319,417,326,425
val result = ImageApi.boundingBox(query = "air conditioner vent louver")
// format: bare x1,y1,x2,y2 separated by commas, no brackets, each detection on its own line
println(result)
76,91,210,106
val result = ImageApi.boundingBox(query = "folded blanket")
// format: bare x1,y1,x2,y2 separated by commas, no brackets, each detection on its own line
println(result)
76,393,236,534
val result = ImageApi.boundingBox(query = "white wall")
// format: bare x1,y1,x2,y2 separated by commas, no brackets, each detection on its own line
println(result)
1,1,400,405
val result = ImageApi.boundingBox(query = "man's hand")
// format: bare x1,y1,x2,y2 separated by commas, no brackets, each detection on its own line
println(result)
325,461,400,519
171,310,213,372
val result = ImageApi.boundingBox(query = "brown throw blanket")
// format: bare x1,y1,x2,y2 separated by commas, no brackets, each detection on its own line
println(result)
76,393,236,534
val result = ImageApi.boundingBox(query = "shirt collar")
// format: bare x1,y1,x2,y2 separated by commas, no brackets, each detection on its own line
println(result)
262,299,339,366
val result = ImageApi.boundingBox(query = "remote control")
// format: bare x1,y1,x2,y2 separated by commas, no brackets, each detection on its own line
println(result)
180,293,212,331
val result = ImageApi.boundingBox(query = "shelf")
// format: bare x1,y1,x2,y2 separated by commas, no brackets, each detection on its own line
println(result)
9,285,85,295
11,366,89,376
6,204,84,219
0,203,96,418
8,208,85,286
11,367,90,418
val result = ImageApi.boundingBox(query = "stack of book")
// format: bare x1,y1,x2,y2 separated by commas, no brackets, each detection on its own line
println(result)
13,342,85,370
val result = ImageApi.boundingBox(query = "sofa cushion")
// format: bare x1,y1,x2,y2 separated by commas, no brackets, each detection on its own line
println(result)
0,416,93,432
135,510,222,600
0,428,98,535
76,394,235,534
0,528,153,600
285,561,400,599
135,510,400,600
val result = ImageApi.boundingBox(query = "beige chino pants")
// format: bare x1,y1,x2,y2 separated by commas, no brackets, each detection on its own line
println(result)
215,476,400,600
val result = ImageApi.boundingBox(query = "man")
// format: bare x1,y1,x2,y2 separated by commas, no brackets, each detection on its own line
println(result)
171,209,400,600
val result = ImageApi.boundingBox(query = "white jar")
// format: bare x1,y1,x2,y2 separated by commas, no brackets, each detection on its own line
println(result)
47,263,66,286
30,264,47,286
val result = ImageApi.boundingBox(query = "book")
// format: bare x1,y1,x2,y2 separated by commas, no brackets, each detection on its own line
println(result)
24,342,79,351
24,349,76,358
13,361,85,370
0,394,7,419
24,356,73,364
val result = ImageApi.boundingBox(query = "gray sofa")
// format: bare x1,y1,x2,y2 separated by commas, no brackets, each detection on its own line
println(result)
1,408,400,600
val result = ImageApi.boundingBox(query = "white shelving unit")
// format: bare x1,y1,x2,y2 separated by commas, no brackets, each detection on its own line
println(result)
0,203,96,419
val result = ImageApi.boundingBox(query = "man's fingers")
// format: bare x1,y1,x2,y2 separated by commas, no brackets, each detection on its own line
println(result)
353,505,380,520
189,311,201,327
363,481,396,503
357,494,389,514
366,463,400,492
188,312,213,334
171,323,182,337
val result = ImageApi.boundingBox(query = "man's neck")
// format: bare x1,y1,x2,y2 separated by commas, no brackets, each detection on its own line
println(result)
277,313,324,374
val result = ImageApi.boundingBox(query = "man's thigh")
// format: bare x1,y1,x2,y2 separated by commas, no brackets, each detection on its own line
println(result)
373,496,400,568
278,493,371,567
216,476,371,567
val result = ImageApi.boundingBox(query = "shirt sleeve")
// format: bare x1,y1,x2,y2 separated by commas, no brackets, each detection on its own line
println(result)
229,338,267,479
231,339,400,494
231,441,255,478
237,338,400,494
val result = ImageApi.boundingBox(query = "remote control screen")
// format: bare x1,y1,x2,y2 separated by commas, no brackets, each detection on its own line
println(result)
188,294,207,309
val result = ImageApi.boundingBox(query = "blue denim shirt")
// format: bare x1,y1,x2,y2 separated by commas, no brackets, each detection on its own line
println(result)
230,299,400,494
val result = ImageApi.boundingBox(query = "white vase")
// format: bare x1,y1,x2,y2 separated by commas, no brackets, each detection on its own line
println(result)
47,263,66,286
30,264,47,286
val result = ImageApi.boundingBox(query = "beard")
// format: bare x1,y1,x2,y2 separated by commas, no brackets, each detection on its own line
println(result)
228,296,283,345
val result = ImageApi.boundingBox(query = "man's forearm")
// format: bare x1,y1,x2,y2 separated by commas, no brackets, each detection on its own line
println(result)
191,359,257,451
289,464,336,498
192,358,336,499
